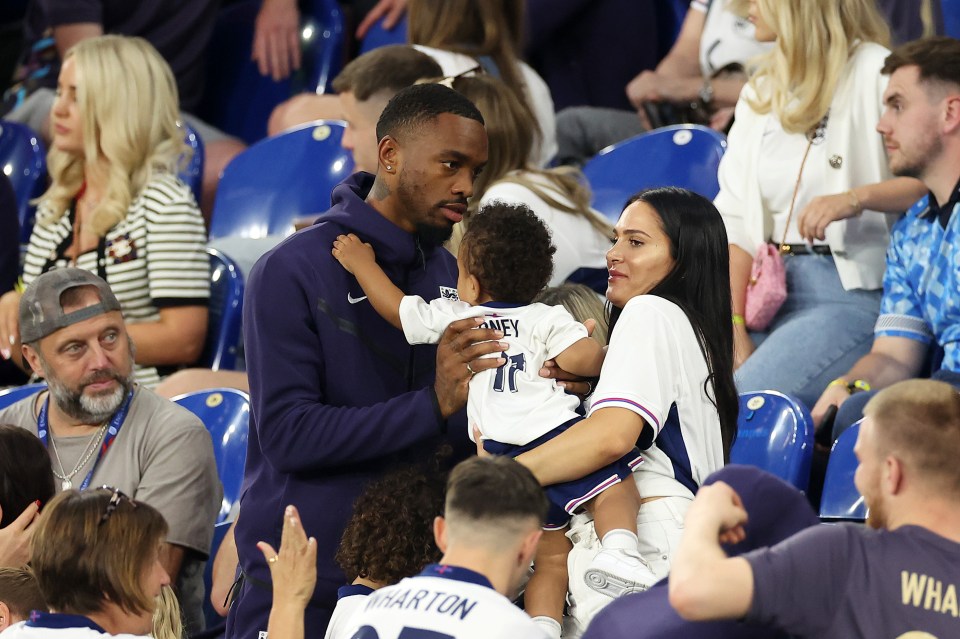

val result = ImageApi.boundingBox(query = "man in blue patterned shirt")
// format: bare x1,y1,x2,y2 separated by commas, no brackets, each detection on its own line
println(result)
811,36,960,440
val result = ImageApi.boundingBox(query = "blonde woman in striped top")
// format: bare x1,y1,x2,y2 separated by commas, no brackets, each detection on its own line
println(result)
0,36,209,388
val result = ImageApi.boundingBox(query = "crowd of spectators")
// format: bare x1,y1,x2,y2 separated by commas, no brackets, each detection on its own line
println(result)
0,1,958,638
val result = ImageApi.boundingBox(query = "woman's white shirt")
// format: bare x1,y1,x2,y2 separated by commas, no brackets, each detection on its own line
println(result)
589,295,725,500
413,45,558,167
479,173,610,287
713,42,894,290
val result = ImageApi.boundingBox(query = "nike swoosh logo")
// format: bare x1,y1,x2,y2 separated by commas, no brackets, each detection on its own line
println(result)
347,293,367,304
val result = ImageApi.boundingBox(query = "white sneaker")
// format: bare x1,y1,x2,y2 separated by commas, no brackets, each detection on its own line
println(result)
583,548,658,599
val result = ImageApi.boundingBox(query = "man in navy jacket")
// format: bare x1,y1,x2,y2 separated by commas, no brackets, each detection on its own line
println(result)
226,84,501,639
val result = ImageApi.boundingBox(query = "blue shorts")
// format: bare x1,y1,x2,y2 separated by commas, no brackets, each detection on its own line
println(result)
483,416,644,529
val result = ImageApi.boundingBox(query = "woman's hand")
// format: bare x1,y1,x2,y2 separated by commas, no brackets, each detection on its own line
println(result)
258,505,317,610
797,192,860,242
0,290,22,361
733,323,755,370
0,502,40,567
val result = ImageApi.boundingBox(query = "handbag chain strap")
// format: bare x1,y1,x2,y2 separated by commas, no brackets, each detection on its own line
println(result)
778,137,814,253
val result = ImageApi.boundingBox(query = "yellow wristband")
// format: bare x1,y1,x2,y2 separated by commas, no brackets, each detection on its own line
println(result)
828,378,849,389
13,277,26,294
732,314,745,326
850,379,871,393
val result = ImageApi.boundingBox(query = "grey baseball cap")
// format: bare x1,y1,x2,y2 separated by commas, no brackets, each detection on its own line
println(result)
19,268,122,344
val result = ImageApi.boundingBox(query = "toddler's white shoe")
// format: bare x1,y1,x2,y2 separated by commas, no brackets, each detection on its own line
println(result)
583,548,658,599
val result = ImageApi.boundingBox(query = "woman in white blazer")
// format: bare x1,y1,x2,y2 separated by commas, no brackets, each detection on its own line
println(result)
716,0,926,410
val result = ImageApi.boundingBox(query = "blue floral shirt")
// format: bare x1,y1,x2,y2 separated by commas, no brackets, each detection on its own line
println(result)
876,184,960,372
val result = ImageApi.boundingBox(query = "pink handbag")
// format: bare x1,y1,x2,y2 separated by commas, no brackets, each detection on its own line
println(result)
743,136,815,332
745,243,786,331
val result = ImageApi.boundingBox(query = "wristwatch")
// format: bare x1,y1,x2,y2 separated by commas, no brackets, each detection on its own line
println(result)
699,78,714,106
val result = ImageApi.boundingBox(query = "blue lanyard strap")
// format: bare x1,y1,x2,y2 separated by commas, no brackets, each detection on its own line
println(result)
37,389,134,491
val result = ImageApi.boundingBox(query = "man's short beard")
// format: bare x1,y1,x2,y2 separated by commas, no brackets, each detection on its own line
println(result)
415,222,455,248
46,371,133,424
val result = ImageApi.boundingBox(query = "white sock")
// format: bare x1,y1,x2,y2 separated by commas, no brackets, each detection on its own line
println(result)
600,529,639,552
531,615,562,639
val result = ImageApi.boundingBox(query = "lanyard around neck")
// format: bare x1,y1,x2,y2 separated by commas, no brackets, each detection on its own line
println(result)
37,389,134,491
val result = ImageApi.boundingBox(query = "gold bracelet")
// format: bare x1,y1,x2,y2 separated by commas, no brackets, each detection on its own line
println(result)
732,314,745,326
847,189,863,215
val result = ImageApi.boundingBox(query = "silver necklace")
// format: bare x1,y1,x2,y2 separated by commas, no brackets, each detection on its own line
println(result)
49,423,108,491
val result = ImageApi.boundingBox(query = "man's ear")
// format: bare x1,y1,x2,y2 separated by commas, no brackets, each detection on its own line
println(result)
0,601,13,631
884,454,905,496
433,516,448,554
518,528,542,569
943,94,960,135
20,345,44,379
378,135,400,173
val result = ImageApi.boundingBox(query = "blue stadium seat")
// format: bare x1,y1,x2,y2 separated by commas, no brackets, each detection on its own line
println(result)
0,382,47,410
196,0,345,145
0,120,47,244
201,248,244,371
359,14,408,55
209,120,354,239
819,421,867,521
172,388,250,524
179,121,205,205
730,390,815,492
582,124,727,221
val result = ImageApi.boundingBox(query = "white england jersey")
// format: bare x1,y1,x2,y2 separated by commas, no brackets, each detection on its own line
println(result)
399,297,587,445
589,295,725,499
339,565,546,639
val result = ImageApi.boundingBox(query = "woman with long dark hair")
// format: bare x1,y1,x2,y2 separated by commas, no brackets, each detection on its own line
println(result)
515,187,738,632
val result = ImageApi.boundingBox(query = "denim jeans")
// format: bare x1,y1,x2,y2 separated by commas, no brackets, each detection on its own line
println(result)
736,254,882,411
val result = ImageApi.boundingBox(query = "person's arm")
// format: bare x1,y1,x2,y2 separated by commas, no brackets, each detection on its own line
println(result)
669,482,753,621
137,181,211,366
253,0,301,81
0,290,22,364
553,336,604,378
626,7,706,110
126,306,208,366
211,520,239,616
332,233,403,329
730,245,754,368
245,248,505,474
811,336,928,427
797,177,928,242
516,407,647,485
259,505,317,639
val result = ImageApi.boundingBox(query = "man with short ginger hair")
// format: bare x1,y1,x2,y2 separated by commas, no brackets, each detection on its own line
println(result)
669,379,960,637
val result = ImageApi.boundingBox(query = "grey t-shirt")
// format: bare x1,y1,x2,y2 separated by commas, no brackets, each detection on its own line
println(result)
745,523,960,637
0,385,222,632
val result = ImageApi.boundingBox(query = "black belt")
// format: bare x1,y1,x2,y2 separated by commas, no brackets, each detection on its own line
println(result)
780,244,832,256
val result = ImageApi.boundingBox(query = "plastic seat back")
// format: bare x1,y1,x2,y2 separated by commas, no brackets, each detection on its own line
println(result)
359,14,408,55
730,390,815,492
944,0,960,38
0,120,47,244
819,421,867,521
196,0,345,144
172,388,250,523
0,382,47,411
209,120,354,239
201,248,244,371
582,124,726,221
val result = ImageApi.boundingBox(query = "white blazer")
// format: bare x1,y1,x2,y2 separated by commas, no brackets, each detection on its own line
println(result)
714,42,894,291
